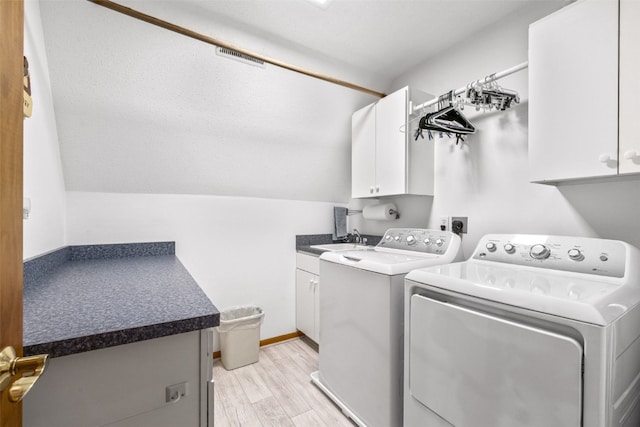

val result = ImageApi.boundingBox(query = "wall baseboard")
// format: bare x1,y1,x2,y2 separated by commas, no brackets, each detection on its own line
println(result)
212,330,304,359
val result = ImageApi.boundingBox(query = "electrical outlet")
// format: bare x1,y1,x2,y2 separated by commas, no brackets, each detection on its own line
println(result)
451,216,468,234
439,216,448,231
166,382,189,403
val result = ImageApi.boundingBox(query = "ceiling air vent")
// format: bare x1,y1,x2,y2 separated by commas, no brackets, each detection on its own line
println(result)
215,47,265,68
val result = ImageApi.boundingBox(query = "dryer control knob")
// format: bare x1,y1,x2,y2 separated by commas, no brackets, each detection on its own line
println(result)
568,248,584,261
385,235,392,241
424,238,432,246
504,243,515,254
406,235,416,245
486,242,497,252
394,236,401,242
530,244,550,260
435,239,444,247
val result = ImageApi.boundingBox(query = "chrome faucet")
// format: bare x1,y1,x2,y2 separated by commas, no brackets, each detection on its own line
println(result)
353,228,362,244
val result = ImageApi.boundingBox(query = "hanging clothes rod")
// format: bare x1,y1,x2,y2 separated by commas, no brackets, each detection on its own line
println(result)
412,61,528,113
87,0,386,99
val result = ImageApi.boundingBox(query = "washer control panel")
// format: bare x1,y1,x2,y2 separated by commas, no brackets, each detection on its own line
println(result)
377,228,456,255
472,234,627,278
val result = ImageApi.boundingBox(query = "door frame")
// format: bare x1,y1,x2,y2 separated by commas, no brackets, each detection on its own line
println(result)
1,0,25,425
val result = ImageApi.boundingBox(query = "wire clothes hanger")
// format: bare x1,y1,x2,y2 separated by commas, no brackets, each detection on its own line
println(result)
464,75,520,112
414,90,475,144
399,61,527,137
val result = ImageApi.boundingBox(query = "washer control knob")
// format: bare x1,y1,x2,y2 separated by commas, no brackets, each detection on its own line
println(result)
486,242,497,252
435,239,444,247
385,235,392,241
568,249,583,261
504,243,515,254
424,238,432,246
530,244,550,260
406,235,416,245
394,236,401,242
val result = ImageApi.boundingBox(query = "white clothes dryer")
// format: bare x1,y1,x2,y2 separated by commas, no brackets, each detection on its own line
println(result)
311,228,463,427
404,234,640,427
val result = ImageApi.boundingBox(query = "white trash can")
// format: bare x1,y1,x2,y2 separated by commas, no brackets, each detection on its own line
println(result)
218,305,264,370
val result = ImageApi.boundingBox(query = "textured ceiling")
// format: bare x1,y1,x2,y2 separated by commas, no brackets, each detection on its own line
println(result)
117,0,553,79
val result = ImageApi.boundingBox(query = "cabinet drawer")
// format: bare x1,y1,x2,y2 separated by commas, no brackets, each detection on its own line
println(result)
296,252,320,275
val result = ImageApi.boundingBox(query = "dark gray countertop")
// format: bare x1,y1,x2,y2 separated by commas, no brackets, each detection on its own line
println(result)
23,242,219,358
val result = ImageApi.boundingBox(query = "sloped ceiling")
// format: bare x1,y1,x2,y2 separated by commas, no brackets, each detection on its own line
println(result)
38,0,564,202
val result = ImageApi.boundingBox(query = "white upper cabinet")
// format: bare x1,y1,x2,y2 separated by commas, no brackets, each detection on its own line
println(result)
352,86,434,198
352,102,377,198
620,0,640,175
529,0,619,183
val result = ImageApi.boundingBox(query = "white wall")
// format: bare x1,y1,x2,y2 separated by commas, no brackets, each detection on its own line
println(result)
39,0,383,203
347,196,434,237
34,0,357,347
65,191,338,348
42,0,640,355
367,1,640,257
23,0,66,259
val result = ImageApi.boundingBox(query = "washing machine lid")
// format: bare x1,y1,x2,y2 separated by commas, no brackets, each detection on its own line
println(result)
318,228,463,275
320,248,445,275
406,261,640,325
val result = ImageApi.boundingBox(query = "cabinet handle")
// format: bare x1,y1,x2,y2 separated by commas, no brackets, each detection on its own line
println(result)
598,154,612,163
375,186,380,193
624,150,638,160
369,187,374,194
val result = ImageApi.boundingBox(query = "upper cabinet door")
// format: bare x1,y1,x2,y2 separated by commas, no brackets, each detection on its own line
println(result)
375,87,408,196
352,102,377,198
529,0,619,182
619,0,640,175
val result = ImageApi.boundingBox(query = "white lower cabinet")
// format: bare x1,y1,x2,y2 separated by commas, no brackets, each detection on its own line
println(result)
295,253,320,344
24,330,214,427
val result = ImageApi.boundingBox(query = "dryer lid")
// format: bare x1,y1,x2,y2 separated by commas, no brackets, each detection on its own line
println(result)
406,261,640,325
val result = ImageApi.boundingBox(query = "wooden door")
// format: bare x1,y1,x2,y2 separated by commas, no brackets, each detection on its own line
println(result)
1,0,25,426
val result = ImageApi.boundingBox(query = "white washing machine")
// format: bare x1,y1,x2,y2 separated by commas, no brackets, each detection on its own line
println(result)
311,228,463,427
404,234,640,427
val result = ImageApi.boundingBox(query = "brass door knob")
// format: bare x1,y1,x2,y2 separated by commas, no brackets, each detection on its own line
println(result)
0,346,48,402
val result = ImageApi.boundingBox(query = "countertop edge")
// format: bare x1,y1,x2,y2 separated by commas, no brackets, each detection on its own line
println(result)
24,314,220,358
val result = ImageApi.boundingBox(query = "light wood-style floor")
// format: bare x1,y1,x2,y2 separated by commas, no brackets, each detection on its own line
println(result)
213,338,356,427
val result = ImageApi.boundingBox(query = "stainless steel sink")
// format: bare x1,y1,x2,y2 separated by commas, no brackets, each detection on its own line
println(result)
310,243,373,251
